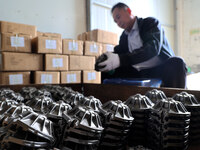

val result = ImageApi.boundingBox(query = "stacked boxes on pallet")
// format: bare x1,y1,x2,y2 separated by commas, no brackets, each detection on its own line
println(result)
0,20,118,85
0,21,43,85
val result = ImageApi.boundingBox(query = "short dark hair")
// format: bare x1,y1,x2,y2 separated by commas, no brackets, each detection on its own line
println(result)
111,2,129,13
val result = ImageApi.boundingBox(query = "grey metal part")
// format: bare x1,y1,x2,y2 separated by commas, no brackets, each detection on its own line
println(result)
125,94,154,111
103,100,134,122
2,136,49,148
145,89,167,104
63,136,99,145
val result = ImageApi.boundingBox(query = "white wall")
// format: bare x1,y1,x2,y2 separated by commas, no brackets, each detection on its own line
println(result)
89,0,175,51
0,0,86,39
176,0,200,72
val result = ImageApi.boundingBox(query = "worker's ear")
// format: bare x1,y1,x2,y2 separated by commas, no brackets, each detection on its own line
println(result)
127,7,131,15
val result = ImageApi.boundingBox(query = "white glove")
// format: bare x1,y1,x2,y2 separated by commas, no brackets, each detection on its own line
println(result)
98,52,120,72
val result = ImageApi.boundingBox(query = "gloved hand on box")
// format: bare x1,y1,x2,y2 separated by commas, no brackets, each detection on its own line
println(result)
96,52,120,72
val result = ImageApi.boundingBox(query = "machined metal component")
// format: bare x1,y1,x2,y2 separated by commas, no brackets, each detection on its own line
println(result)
145,89,167,104
26,95,53,114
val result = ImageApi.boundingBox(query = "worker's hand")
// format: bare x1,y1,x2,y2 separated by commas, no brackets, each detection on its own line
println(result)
98,52,120,72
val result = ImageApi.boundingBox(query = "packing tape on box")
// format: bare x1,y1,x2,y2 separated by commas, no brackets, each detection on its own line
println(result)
41,74,52,84
52,58,63,68
45,39,57,49
90,42,98,53
87,72,96,80
67,74,77,83
9,74,23,85
68,40,78,51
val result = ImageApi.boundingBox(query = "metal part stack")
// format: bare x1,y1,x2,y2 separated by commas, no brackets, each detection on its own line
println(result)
99,100,134,150
124,94,154,147
145,89,167,104
148,98,191,150
45,100,72,148
25,95,53,114
1,111,55,149
62,106,104,150
173,91,200,144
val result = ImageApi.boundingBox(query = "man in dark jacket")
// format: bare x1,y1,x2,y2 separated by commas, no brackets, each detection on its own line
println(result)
97,2,187,88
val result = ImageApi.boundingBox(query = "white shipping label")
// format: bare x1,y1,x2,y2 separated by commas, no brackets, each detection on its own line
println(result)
41,74,52,84
67,74,77,83
45,40,57,49
10,36,25,47
87,72,96,80
68,41,78,51
52,58,63,67
90,44,98,53
106,44,114,52
9,74,23,85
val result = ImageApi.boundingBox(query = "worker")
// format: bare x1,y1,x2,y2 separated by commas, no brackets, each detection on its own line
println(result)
96,2,187,88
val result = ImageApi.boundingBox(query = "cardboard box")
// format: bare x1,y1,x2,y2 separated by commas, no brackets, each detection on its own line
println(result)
82,70,101,84
45,54,68,71
0,71,30,85
34,71,60,84
87,29,118,45
0,33,31,53
63,39,83,55
84,41,102,57
32,32,62,54
61,71,81,84
77,32,88,41
0,52,43,71
102,43,115,53
0,21,37,37
69,55,95,71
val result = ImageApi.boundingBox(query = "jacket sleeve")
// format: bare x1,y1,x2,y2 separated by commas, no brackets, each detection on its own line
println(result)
117,17,164,66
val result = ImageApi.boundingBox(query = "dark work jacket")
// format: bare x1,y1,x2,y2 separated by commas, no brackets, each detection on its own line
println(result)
114,17,175,68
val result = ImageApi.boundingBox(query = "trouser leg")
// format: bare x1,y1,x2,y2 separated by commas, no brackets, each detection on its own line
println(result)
161,57,187,88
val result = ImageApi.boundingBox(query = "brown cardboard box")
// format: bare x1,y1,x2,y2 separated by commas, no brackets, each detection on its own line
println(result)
82,70,101,84
69,55,95,70
77,32,88,41
34,71,60,84
61,71,81,84
45,54,68,71
1,33,31,53
87,29,118,45
0,71,30,85
102,43,115,53
84,41,102,57
0,52,43,71
0,21,37,37
32,32,62,54
63,39,83,55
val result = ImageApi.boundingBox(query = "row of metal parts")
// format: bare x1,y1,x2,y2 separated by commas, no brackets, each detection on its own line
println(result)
0,85,199,150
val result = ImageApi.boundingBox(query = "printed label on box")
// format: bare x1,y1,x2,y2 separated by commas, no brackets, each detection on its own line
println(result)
90,44,98,53
9,74,23,85
41,74,52,83
106,44,114,52
45,40,57,49
68,41,78,51
87,72,96,80
67,74,77,83
10,36,25,47
52,58,63,67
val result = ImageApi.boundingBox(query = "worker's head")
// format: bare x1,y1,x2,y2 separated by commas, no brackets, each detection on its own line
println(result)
111,2,134,30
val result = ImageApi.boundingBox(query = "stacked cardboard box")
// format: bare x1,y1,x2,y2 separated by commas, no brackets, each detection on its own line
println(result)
0,21,39,85
77,29,119,84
